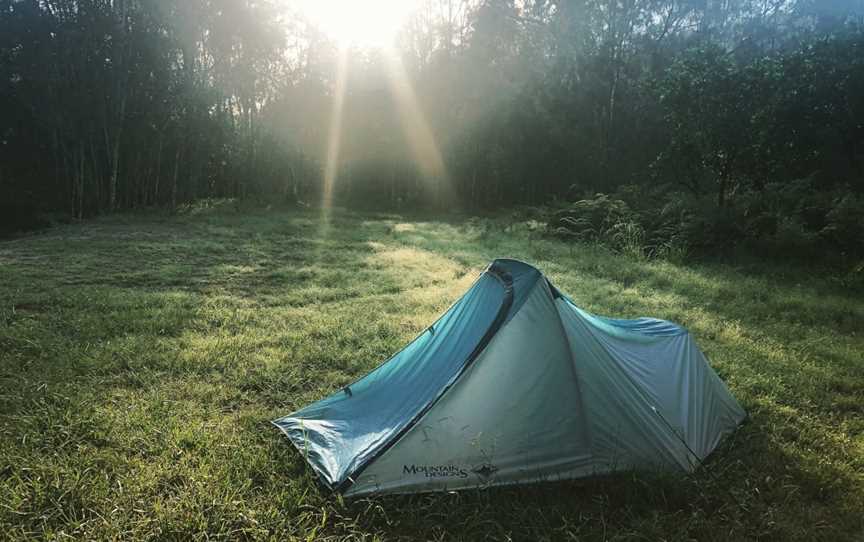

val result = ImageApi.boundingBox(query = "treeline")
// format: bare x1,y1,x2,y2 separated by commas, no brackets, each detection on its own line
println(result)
2,1,864,253
1,0,314,226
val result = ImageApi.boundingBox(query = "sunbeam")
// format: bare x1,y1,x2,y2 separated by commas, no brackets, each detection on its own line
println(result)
321,47,349,221
383,49,452,207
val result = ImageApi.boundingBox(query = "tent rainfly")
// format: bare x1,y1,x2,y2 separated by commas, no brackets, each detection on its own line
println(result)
273,259,746,497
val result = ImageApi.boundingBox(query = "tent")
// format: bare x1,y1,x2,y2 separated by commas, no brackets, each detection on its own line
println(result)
273,259,745,497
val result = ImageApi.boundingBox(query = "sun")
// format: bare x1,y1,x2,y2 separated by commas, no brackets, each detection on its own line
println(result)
294,0,422,48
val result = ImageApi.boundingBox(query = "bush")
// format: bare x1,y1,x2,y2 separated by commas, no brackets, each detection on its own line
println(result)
771,216,819,256
541,178,862,266
0,196,49,237
548,194,647,256
821,193,864,256
549,194,633,241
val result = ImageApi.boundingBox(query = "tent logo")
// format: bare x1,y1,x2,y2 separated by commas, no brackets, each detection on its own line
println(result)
403,464,469,479
472,464,498,478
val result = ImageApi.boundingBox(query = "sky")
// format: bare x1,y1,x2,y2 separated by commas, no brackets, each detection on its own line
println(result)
292,0,425,48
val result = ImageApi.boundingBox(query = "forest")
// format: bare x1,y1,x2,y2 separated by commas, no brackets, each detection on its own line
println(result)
1,0,863,262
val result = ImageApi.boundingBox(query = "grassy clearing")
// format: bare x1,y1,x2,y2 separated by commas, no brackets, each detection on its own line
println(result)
1,204,862,541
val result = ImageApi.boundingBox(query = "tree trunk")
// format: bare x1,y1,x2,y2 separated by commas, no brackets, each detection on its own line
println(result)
76,144,85,219
153,133,163,205
171,145,182,211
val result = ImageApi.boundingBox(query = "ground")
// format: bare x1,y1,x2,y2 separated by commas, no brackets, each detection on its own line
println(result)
1,203,862,541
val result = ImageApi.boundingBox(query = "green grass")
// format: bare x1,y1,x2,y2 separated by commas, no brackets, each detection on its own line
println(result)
1,204,862,541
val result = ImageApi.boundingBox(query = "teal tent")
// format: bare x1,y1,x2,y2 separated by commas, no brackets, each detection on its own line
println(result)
274,259,745,497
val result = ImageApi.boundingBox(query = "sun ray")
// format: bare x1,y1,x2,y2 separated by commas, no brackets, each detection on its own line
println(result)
382,48,452,207
320,47,349,223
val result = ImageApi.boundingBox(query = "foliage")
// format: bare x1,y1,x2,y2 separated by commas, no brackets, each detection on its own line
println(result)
822,192,864,255
1,208,863,540
547,177,864,267
550,194,633,242
2,1,863,242
0,0,293,221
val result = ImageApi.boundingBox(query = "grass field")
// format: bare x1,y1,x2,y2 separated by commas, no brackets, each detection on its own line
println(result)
1,204,862,541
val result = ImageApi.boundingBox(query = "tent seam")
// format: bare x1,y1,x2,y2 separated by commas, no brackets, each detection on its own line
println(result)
334,262,515,494
546,278,597,469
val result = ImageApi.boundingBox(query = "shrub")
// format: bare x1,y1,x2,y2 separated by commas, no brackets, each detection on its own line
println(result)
548,194,634,243
821,193,864,257
0,194,49,237
542,179,861,266
771,216,819,257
